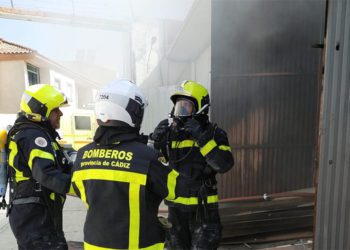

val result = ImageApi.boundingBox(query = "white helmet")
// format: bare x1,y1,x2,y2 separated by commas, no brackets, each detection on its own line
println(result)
94,79,148,128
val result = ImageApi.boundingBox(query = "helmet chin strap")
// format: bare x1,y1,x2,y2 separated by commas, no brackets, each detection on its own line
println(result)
24,112,47,122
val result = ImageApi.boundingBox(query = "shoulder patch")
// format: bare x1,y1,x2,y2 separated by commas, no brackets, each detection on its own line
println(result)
35,137,48,148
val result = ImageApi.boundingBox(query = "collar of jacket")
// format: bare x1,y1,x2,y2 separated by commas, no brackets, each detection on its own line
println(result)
93,125,142,146
13,114,60,139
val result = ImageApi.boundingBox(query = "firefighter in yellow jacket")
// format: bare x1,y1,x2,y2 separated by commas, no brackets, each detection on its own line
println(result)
7,84,72,249
71,79,191,249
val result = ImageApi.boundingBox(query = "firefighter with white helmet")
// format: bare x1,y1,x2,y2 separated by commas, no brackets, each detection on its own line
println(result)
6,84,72,249
150,80,234,249
71,79,191,249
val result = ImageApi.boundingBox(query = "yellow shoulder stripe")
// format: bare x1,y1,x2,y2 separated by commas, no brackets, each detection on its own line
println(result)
28,149,55,169
8,141,30,182
200,139,217,156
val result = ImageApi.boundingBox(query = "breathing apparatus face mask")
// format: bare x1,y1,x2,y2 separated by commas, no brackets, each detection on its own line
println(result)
173,98,196,118
170,98,196,132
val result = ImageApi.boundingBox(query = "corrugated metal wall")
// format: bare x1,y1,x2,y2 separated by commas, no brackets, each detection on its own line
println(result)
314,0,350,249
211,0,326,198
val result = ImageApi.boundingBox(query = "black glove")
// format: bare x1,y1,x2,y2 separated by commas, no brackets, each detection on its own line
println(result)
183,118,203,140
150,119,170,142
203,165,217,175
184,119,215,148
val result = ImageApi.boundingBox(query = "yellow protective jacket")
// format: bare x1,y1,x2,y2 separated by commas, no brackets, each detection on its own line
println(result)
71,127,188,250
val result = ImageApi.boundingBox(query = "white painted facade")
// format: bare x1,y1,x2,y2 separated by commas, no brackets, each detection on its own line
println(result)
0,50,105,136
0,61,27,114
0,59,77,114
139,0,211,134
50,70,76,107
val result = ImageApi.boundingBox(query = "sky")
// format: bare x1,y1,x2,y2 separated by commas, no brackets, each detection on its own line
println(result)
0,18,124,71
0,0,194,73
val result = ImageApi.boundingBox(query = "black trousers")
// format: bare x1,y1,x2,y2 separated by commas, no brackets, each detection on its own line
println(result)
9,203,68,250
167,206,222,250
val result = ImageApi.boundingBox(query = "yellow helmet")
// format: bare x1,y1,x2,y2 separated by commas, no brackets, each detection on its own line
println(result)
20,84,67,122
170,80,210,116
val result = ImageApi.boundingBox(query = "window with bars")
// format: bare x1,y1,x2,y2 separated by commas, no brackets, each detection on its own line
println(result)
27,63,40,86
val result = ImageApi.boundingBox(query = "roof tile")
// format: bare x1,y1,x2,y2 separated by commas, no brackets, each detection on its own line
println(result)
0,38,35,54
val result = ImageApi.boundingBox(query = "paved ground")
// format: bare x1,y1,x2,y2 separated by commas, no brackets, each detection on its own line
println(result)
0,197,311,250
0,196,86,250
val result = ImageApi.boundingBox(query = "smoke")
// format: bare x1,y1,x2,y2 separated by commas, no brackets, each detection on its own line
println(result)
212,0,324,76
212,0,326,195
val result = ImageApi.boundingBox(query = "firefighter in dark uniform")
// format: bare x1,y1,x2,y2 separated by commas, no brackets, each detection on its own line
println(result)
150,80,234,249
71,79,191,250
6,84,72,249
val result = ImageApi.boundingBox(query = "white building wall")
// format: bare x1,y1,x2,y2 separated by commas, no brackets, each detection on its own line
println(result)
137,0,211,134
141,46,210,135
0,61,26,113
0,61,78,113
193,47,211,91
40,67,51,86
50,70,76,108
